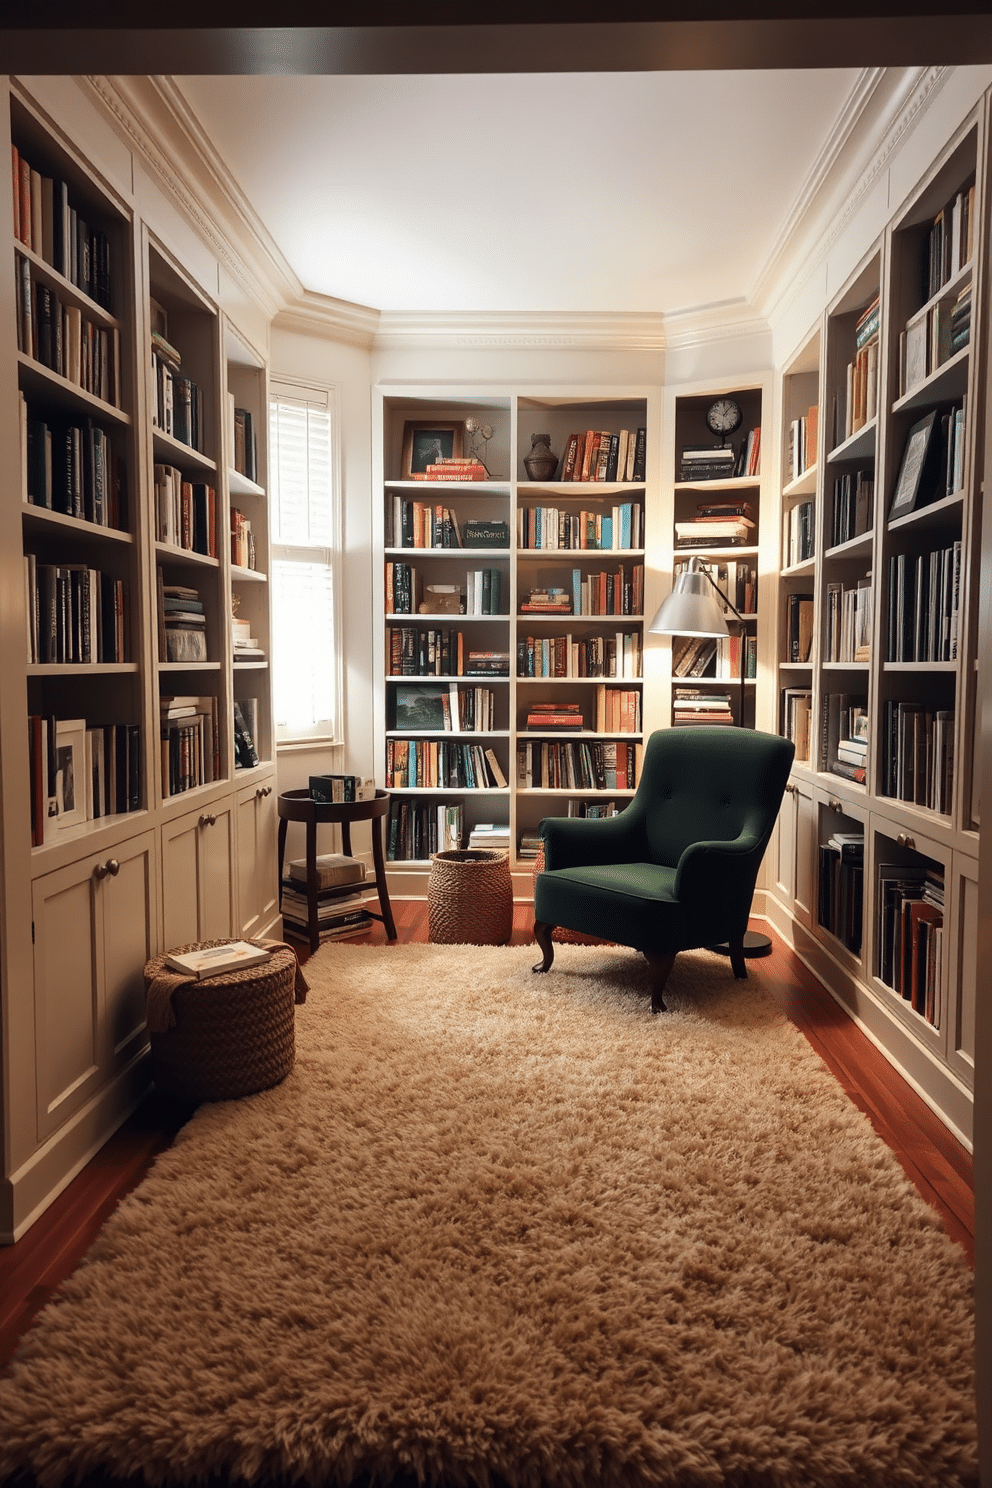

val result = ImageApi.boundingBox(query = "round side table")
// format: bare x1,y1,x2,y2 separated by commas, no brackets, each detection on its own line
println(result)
277,788,397,953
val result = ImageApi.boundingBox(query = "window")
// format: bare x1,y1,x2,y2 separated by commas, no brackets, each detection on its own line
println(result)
268,382,341,742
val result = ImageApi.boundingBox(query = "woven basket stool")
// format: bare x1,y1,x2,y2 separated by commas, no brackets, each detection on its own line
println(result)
428,849,513,945
143,939,302,1102
532,844,610,946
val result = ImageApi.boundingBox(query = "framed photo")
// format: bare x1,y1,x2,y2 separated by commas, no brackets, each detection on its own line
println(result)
889,410,938,518
402,421,464,478
54,718,87,830
394,685,448,731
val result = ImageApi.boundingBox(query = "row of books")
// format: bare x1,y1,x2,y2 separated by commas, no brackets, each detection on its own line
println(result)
392,683,497,733
784,499,814,567
785,592,813,664
159,694,220,797
231,507,257,569
21,396,127,530
781,688,813,763
29,715,140,846
886,542,961,664
899,283,971,396
386,801,464,861
831,469,874,549
834,294,879,446
385,739,507,791
308,775,374,804
157,578,207,664
526,687,641,735
880,701,954,814
387,627,509,677
675,501,757,549
824,576,872,664
820,693,869,783
520,566,645,618
877,860,944,1027
678,430,761,483
386,498,510,550
15,256,120,408
517,503,643,551
151,350,204,454
787,405,817,481
922,183,974,301
672,557,757,617
672,687,735,726
154,464,217,556
516,631,641,680
233,700,260,769
11,143,113,308
558,428,646,484
25,559,129,665
516,738,638,791
672,632,757,681
385,564,506,616
230,401,258,483
818,832,864,955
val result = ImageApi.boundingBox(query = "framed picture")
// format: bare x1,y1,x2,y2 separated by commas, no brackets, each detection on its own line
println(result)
402,421,464,477
54,717,87,830
394,685,448,731
889,410,938,518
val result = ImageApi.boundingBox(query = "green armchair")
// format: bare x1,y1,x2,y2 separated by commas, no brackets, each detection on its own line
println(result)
532,726,795,1012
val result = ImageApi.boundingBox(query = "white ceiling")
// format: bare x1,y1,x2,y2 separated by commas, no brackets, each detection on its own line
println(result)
174,69,862,317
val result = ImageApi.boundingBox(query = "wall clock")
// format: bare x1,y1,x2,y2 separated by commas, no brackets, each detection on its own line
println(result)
706,398,743,444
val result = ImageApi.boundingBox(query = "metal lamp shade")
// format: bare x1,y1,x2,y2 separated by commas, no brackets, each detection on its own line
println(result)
648,569,729,637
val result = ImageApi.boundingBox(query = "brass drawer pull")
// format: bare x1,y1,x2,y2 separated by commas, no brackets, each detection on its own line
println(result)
199,813,217,828
94,858,120,880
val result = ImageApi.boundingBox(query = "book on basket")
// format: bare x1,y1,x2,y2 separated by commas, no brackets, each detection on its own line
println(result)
163,940,271,979
288,852,366,889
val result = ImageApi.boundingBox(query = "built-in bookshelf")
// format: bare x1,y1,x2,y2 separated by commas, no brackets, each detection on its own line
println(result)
768,106,987,1146
668,386,763,731
0,78,279,1243
375,389,658,885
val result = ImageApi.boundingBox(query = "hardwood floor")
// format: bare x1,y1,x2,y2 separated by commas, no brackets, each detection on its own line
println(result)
0,906,974,1374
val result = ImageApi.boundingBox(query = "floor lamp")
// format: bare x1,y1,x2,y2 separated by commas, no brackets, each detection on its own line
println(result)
648,555,772,958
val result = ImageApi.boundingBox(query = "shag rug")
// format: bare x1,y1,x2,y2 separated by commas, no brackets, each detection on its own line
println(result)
0,943,977,1488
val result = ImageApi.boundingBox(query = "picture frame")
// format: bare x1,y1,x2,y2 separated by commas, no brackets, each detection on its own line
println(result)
394,685,448,731
889,410,938,518
54,718,87,830
402,421,464,478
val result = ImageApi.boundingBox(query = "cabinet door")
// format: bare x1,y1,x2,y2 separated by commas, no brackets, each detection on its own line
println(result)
31,830,158,1139
236,778,278,939
161,802,236,950
775,777,815,928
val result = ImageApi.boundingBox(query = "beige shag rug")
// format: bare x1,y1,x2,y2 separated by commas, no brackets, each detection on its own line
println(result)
0,943,977,1488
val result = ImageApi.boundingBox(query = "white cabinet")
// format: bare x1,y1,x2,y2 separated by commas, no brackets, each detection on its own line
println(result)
236,774,279,939
32,830,158,1140
161,799,237,950
775,775,816,928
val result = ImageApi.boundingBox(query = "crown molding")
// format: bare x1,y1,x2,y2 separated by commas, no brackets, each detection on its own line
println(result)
81,75,302,323
274,292,381,349
370,310,667,351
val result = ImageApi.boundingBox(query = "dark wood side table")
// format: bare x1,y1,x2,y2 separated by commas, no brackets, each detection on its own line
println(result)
276,788,397,954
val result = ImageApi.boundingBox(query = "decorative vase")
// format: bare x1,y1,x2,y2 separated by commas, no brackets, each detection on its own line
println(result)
523,433,559,482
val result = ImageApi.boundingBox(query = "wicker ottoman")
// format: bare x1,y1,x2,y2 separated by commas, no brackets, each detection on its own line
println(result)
428,849,514,945
143,939,304,1102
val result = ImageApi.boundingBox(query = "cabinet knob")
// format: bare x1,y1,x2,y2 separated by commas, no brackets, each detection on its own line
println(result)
784,782,796,795
199,813,217,828
829,799,843,813
256,786,272,799
897,833,916,849
94,858,120,880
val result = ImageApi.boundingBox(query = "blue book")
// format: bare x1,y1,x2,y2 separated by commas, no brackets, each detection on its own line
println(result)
572,567,583,616
600,515,613,550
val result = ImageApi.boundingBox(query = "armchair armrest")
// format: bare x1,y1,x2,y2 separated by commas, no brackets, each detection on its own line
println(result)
673,832,766,940
538,809,646,871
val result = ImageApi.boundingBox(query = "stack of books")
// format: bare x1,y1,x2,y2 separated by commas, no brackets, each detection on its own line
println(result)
526,702,585,731
468,823,511,850
160,579,207,663
675,501,756,549
418,458,488,482
519,586,571,614
672,688,735,726
679,444,737,482
281,853,373,943
232,617,265,662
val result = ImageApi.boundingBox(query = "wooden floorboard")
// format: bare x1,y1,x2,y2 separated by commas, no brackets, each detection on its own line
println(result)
0,910,974,1372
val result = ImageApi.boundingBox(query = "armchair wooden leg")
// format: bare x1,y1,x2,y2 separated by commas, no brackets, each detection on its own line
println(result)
644,951,677,1013
729,938,748,980
532,921,556,974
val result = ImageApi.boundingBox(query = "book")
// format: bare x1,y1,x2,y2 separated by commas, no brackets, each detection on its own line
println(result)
288,853,366,889
163,941,272,979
